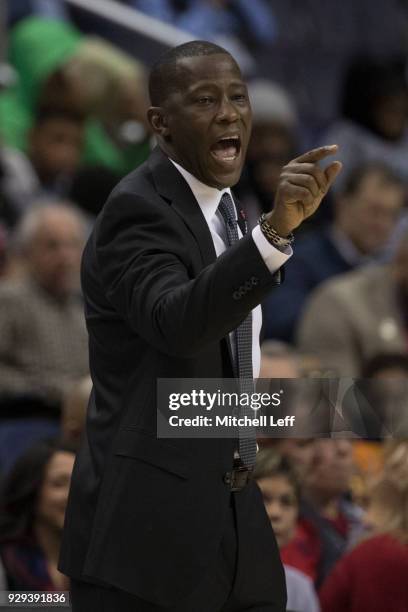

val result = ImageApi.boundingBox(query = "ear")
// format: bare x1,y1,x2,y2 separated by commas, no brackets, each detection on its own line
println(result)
147,106,170,139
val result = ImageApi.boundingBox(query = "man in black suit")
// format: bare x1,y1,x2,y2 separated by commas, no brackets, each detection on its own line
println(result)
59,41,341,611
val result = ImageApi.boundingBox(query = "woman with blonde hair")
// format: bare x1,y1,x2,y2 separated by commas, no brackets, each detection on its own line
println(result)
319,469,408,611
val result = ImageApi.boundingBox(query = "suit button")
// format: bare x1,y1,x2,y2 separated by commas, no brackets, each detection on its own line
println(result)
223,472,232,485
244,280,252,291
251,276,259,285
233,291,240,300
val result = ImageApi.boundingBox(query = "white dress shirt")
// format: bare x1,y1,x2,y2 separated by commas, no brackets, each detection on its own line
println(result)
170,159,292,377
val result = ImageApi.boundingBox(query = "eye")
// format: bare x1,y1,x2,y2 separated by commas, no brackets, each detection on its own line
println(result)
231,94,247,103
280,495,297,507
197,96,214,105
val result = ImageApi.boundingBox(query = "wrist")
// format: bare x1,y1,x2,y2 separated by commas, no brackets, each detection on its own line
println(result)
264,212,293,238
259,213,294,250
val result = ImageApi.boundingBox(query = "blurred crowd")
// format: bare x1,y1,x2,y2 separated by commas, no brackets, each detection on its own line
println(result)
1,2,408,611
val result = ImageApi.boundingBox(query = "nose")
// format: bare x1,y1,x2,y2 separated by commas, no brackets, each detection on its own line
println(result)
268,501,283,522
216,94,239,123
57,240,80,265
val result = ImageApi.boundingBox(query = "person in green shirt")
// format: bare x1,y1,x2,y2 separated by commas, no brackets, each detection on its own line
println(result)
0,16,151,177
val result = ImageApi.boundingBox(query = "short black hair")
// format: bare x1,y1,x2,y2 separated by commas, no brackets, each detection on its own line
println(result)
149,40,233,106
341,161,404,198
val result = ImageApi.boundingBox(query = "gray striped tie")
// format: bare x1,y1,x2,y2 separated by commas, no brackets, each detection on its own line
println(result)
218,192,257,467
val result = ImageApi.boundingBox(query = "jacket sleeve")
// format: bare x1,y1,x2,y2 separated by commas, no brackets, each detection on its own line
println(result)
95,191,282,358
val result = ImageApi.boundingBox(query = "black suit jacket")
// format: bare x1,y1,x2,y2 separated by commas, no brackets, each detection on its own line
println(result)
59,148,283,605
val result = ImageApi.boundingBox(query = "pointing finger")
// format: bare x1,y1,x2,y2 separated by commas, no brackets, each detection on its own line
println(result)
293,145,339,164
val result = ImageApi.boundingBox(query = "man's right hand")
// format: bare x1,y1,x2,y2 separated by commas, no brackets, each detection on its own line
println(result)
267,145,342,237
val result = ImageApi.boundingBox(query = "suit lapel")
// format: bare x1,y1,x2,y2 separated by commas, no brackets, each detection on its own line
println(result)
148,147,217,267
148,147,235,377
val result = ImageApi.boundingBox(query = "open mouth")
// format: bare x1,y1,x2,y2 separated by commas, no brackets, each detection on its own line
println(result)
210,135,241,163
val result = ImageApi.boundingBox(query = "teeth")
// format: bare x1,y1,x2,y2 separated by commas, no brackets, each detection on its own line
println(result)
211,136,240,162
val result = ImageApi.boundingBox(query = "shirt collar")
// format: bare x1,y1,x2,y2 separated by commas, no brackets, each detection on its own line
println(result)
169,158,235,225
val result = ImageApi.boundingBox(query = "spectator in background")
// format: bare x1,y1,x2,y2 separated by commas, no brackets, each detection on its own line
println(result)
323,56,408,191
255,446,320,585
263,162,405,343
319,475,408,611
258,341,317,481
27,106,84,198
0,17,81,152
261,438,316,483
0,17,150,177
301,440,363,587
0,439,75,590
348,354,408,495
384,440,408,485
61,377,92,448
0,203,88,410
362,354,408,438
254,451,320,612
237,79,298,228
297,227,408,377
2,106,85,227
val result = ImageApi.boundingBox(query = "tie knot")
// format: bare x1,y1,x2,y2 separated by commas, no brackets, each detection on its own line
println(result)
218,192,236,225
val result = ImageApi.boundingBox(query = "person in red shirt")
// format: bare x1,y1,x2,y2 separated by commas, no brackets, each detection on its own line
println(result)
319,475,408,611
300,439,364,586
254,450,321,611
